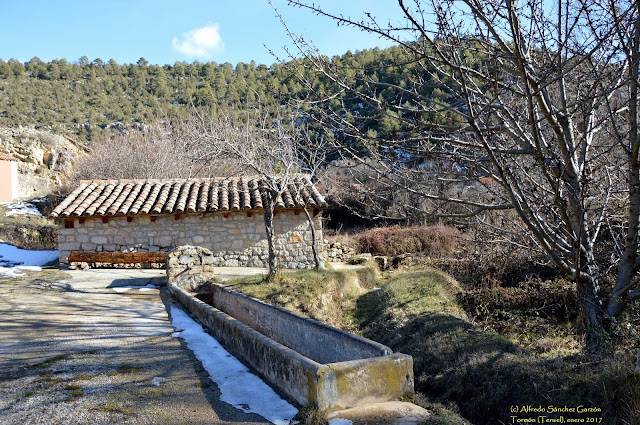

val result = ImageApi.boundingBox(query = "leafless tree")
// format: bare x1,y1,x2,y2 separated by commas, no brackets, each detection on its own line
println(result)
74,117,241,182
190,107,326,278
279,0,640,351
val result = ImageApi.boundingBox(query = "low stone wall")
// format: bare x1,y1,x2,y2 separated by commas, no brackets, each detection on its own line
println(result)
57,210,323,269
166,246,215,291
168,282,414,412
324,242,356,262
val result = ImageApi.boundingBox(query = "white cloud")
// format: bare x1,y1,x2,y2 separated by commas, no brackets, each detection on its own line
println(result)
172,24,224,58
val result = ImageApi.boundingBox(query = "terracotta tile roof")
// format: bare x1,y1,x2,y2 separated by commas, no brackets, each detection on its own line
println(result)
51,175,327,218
0,152,17,161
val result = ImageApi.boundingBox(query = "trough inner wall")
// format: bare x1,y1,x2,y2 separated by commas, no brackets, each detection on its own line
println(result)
211,283,389,364
169,283,324,406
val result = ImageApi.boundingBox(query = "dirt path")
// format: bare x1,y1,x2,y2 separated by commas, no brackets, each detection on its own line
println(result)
0,269,269,425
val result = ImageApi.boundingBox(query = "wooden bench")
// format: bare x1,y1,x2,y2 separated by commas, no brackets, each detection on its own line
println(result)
68,251,168,264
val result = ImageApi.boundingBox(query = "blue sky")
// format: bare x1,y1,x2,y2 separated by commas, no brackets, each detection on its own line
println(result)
0,1,408,66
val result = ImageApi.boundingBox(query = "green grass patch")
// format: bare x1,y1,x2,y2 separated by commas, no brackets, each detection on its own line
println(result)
34,373,64,386
20,390,36,399
356,267,639,425
141,387,164,397
33,354,70,368
92,400,132,415
66,389,85,402
457,277,582,356
226,265,378,330
65,383,82,391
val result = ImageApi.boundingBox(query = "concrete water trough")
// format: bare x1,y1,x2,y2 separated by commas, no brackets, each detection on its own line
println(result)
168,281,414,412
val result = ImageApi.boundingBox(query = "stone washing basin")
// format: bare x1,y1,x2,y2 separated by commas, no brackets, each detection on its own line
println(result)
168,281,414,412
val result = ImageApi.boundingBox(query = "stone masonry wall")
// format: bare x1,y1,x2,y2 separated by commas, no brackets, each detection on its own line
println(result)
57,210,324,269
166,246,216,291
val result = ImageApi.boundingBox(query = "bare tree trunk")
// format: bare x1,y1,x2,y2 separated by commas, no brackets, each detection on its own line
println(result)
576,272,606,352
279,0,640,350
264,191,277,280
610,159,640,317
610,10,640,318
302,207,323,269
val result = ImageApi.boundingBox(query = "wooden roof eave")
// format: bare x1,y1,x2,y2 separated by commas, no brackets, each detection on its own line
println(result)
54,205,326,222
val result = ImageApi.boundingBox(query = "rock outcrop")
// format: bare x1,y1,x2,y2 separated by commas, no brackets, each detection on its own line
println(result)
0,126,87,199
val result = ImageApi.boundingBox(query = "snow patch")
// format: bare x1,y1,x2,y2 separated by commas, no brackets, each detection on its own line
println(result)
2,202,43,217
0,265,42,278
0,243,58,278
169,305,298,425
111,284,158,293
328,419,353,425
151,377,166,386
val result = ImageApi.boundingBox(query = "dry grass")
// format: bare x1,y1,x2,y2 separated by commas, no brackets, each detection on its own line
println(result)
457,277,582,355
232,265,640,425
354,225,463,257
357,267,640,425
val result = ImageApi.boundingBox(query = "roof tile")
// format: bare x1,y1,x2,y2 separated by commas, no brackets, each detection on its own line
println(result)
51,175,326,218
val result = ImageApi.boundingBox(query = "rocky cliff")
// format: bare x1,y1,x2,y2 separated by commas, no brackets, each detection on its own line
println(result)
0,127,87,199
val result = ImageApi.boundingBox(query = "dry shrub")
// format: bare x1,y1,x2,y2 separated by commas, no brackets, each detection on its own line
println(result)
36,183,75,217
358,268,639,425
74,125,197,181
355,225,462,257
458,278,579,324
73,118,246,182
457,277,582,353
323,228,358,248
433,241,558,289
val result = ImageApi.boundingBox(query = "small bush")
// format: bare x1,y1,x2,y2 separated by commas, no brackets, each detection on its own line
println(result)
433,244,559,289
458,278,579,325
457,277,582,353
355,225,462,257
36,184,75,217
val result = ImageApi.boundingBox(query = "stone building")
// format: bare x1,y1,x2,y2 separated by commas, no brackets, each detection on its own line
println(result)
51,175,326,268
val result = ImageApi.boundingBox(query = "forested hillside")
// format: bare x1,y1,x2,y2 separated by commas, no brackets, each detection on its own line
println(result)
0,47,432,142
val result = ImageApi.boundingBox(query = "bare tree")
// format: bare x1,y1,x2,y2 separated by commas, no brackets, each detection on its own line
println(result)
74,117,241,181
191,108,326,278
279,0,640,350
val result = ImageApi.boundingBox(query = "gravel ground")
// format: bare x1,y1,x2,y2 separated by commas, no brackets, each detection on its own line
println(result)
0,269,269,425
